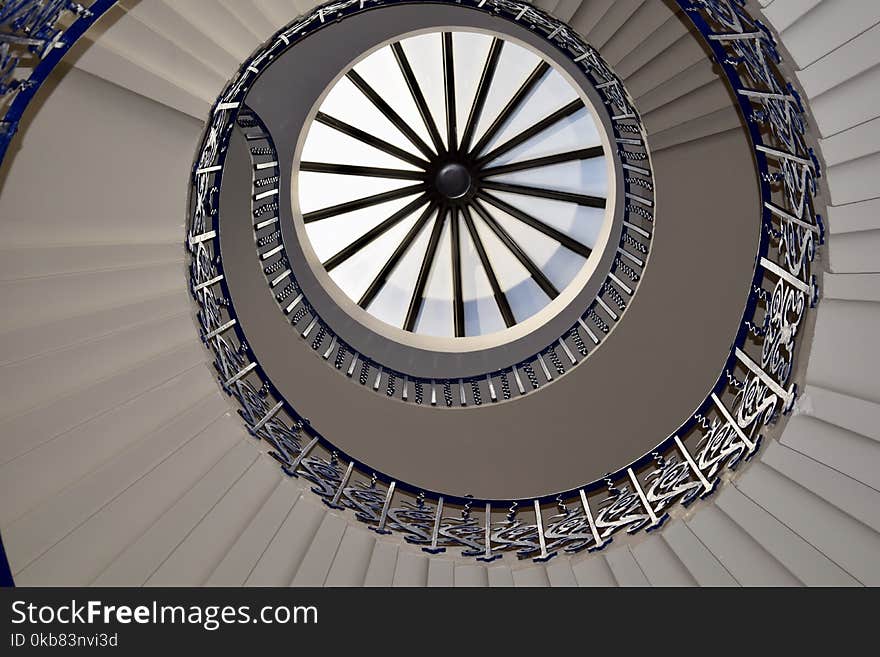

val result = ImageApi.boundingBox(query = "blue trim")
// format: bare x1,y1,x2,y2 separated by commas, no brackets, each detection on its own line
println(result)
0,0,117,162
0,530,14,587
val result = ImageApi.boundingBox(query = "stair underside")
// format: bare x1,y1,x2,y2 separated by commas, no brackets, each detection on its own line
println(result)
0,0,877,586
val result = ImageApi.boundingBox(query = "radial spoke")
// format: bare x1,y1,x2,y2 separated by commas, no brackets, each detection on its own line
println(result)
306,34,610,338
359,202,436,309
479,180,605,209
404,206,448,332
347,69,435,159
477,191,592,258
476,99,583,166
300,162,426,180
449,206,464,336
315,112,429,168
442,32,457,153
460,38,503,154
391,42,445,154
471,200,559,300
303,183,426,224
469,60,550,158
323,195,429,271
460,205,515,328
479,146,604,177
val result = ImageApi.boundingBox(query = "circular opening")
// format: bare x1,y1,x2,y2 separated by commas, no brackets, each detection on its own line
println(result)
295,29,616,343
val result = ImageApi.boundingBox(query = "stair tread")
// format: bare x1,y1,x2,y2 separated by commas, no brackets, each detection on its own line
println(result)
206,478,302,587
291,511,348,586
615,13,688,81
781,415,880,491
632,59,717,116
363,541,398,587
13,410,242,586
0,262,185,336
784,2,880,72
219,0,279,42
631,534,697,586
146,454,281,586
736,461,880,586
0,291,190,369
512,565,550,587
79,5,226,103
392,550,429,587
686,505,800,586
718,484,859,586
0,365,216,527
0,313,202,425
650,106,742,152
426,558,455,587
762,439,880,533
0,65,203,251
487,563,515,587
245,492,325,586
545,559,578,587
0,342,205,467
5,392,227,575
643,79,732,137
165,0,261,63
587,0,645,51
454,563,489,587
600,0,676,67
661,519,738,587
605,546,650,587
571,553,617,587
92,439,258,586
324,526,375,587
822,273,880,303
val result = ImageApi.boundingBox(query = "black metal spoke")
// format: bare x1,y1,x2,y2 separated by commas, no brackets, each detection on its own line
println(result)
404,206,448,332
479,180,606,209
359,202,437,310
306,34,612,336
479,146,604,177
315,112,429,169
471,200,559,300
460,38,503,154
303,183,426,224
449,206,464,336
477,191,592,258
476,99,584,166
391,42,445,155
442,32,457,153
347,69,435,159
323,195,429,271
460,204,515,328
469,60,550,158
300,161,425,180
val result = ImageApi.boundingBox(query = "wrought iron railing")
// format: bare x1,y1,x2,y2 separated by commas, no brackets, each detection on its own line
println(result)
0,0,822,563
0,0,114,162
185,0,822,561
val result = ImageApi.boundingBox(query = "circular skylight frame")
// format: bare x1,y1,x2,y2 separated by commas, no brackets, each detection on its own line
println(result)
229,0,654,392
293,27,618,345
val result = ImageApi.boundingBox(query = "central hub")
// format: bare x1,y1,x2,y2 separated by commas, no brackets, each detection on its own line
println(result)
435,162,471,199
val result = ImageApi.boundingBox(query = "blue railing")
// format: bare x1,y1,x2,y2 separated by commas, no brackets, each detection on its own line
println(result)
0,0,115,162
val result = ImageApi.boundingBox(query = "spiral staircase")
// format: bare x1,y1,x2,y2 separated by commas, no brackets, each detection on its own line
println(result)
0,0,877,587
